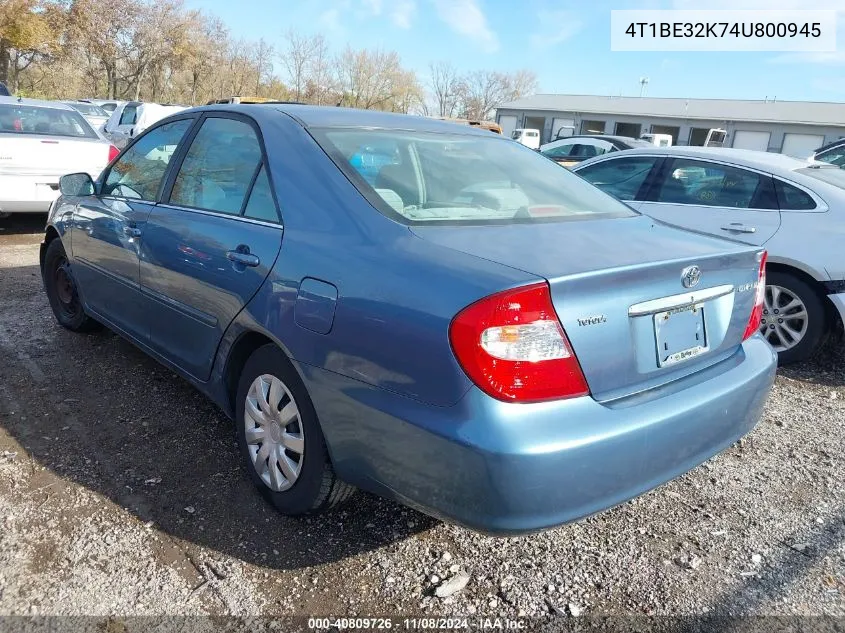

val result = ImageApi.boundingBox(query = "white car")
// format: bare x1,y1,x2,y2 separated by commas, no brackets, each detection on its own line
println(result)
574,146,845,363
63,101,110,131
0,97,118,217
510,128,540,149
103,101,186,149
79,99,126,115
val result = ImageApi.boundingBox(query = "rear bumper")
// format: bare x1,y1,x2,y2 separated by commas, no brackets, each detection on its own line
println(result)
303,336,777,534
0,176,60,213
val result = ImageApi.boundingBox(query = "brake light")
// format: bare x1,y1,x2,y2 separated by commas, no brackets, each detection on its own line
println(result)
449,282,589,403
108,145,120,162
743,250,768,341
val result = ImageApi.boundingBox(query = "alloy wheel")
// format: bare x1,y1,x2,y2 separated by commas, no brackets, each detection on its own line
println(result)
759,284,809,352
243,374,305,492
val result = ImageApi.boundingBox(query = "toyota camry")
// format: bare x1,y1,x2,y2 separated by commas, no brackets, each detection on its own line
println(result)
41,105,776,534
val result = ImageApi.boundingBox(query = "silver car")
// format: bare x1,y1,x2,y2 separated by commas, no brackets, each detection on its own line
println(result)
574,146,845,363
63,101,110,131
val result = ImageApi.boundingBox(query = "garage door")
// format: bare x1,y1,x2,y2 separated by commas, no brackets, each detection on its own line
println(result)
551,118,575,140
781,133,825,159
498,115,517,138
732,131,771,152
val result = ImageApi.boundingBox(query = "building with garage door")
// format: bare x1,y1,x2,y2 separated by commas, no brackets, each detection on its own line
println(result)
495,94,845,158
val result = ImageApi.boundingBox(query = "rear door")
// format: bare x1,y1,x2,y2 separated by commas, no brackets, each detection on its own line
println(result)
140,113,283,380
637,157,781,246
70,117,195,340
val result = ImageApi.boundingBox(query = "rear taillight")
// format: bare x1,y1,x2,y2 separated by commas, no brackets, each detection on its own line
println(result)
108,145,120,162
449,282,589,403
743,250,768,341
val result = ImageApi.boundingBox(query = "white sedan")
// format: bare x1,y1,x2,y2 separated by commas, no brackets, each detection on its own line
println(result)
574,146,845,364
0,97,118,217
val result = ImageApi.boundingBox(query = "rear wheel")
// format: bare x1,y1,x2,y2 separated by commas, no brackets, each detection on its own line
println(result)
759,271,826,365
235,344,354,515
42,238,100,332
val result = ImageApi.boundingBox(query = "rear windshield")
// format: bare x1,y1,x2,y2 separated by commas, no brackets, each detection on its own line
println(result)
314,128,637,225
66,102,108,117
797,166,845,189
0,104,96,138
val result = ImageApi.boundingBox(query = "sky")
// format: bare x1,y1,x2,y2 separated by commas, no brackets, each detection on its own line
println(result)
183,0,845,102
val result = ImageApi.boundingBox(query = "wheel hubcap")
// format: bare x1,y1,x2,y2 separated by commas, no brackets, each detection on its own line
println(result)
54,260,75,305
759,284,808,352
244,374,304,492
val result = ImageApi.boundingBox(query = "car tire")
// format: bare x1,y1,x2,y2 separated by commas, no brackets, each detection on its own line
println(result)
235,344,355,515
42,238,101,333
761,271,827,365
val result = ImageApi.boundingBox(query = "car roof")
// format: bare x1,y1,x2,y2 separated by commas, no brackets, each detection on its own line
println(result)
180,103,496,136
813,138,845,154
0,96,74,110
576,145,810,172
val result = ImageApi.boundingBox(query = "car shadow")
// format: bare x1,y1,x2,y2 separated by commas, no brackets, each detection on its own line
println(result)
0,281,436,571
778,336,845,388
0,213,47,236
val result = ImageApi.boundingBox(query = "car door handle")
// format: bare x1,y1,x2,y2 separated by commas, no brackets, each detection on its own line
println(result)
226,249,260,267
720,223,757,234
123,226,142,238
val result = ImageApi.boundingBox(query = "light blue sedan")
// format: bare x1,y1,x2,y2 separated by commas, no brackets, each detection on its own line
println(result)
41,105,776,534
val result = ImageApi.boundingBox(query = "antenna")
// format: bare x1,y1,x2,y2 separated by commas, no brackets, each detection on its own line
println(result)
639,77,649,98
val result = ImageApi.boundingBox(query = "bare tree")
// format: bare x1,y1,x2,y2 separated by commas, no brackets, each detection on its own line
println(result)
280,30,322,102
428,61,460,118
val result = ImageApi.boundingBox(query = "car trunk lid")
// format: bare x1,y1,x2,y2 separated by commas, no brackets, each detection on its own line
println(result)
0,136,108,180
411,216,763,401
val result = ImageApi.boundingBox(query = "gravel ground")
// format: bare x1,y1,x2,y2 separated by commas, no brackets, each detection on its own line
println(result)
0,215,843,622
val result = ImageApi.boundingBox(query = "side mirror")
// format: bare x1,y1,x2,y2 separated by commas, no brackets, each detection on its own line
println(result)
59,173,96,197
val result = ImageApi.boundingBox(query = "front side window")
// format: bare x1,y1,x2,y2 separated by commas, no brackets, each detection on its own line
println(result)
0,104,96,138
577,157,660,201
169,117,262,215
103,118,193,200
315,128,637,224
653,159,773,209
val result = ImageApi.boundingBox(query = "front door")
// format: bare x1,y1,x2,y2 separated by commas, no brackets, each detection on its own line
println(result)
637,157,781,247
139,114,283,380
69,117,195,339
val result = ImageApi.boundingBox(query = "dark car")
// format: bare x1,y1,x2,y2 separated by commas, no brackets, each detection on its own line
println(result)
40,104,775,534
0,82,10,97
540,135,653,168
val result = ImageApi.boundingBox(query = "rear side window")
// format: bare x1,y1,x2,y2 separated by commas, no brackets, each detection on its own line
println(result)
169,117,262,215
577,157,659,201
103,119,193,200
775,179,816,210
653,159,774,209
243,165,279,222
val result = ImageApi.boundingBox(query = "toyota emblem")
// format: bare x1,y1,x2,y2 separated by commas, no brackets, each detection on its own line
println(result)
681,265,701,288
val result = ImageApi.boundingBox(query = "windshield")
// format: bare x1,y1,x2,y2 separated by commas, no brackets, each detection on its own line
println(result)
315,128,637,225
0,104,96,138
67,102,108,117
